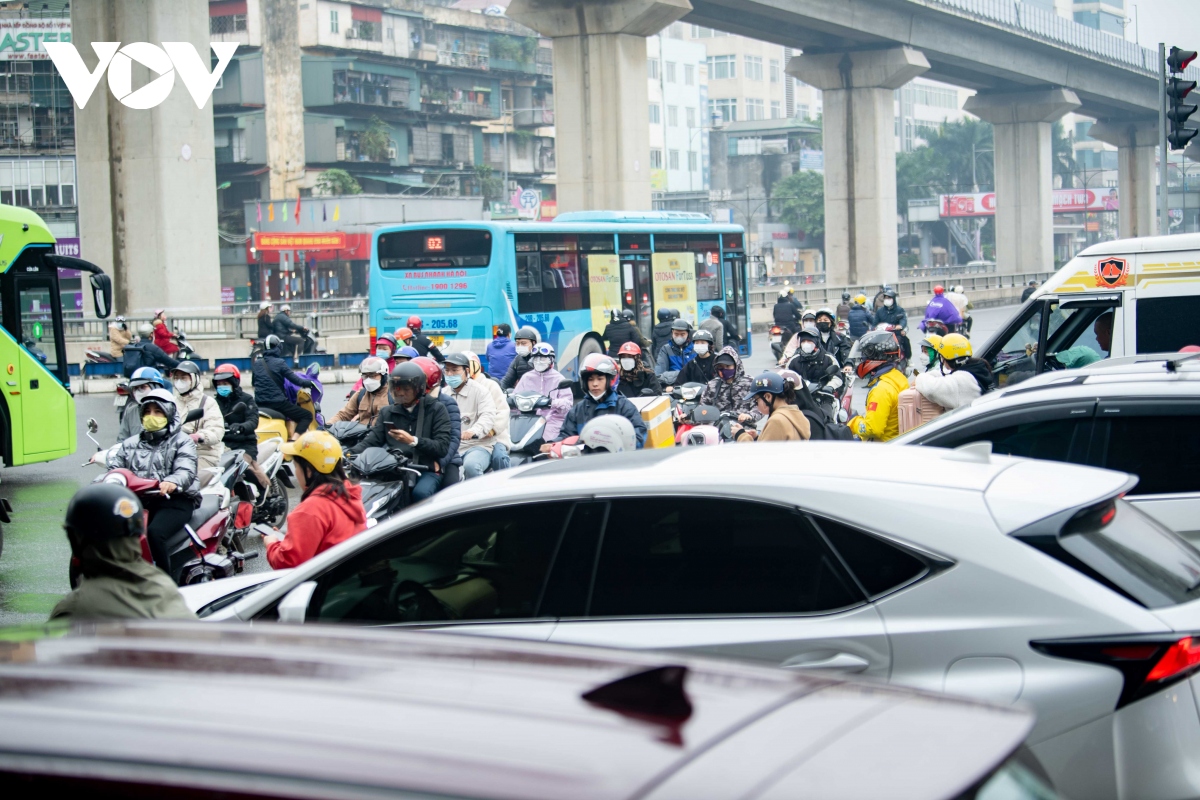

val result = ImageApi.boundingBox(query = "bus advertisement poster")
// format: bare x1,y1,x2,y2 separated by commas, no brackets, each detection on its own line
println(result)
587,254,622,333
651,252,697,325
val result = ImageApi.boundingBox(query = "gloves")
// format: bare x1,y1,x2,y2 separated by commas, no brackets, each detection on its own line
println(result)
189,433,201,443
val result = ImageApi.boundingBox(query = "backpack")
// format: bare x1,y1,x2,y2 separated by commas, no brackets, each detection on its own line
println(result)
897,387,945,434
122,342,149,377
802,410,854,441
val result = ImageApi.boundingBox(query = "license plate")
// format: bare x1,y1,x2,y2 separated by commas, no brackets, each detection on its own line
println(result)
770,335,781,343
113,395,125,406
429,335,446,347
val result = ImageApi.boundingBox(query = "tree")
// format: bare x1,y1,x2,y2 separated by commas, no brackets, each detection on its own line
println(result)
1051,120,1076,188
774,169,824,243
315,168,362,196
474,165,504,203
358,115,392,163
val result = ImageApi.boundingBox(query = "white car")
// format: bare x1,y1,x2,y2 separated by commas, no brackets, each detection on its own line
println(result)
186,443,1200,800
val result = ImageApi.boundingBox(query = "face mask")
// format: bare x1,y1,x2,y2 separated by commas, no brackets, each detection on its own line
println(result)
132,387,152,402
816,321,832,333
883,298,894,307
142,414,168,432
800,341,817,355
532,357,552,373
215,385,232,397
589,388,607,400
376,347,392,359
515,345,532,357
446,374,464,389
672,335,688,346
694,342,709,355
173,378,193,393
620,357,637,371
718,367,736,381
363,378,382,393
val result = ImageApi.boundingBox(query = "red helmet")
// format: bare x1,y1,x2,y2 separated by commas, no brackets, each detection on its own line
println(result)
212,363,241,384
933,285,945,295
407,315,422,331
617,341,642,357
411,356,442,392
580,353,619,380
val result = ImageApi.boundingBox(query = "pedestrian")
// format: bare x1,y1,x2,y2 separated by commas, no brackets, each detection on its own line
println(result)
1021,281,1039,303
485,323,517,380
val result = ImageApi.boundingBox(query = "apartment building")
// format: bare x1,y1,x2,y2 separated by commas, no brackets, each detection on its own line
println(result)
647,32,709,195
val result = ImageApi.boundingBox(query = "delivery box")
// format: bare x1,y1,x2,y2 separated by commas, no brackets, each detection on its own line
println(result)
628,395,675,449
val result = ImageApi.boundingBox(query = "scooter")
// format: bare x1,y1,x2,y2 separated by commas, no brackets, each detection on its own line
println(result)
507,390,550,466
668,382,706,430
252,411,293,526
86,349,118,365
287,362,325,430
676,403,724,446
347,446,427,526
173,327,202,363
769,325,784,362
113,379,131,421
328,419,372,450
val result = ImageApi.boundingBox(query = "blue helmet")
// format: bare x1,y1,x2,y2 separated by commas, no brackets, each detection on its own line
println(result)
129,367,168,389
396,346,420,359
743,371,786,403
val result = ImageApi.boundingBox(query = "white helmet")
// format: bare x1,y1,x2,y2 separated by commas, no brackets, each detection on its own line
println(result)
359,356,388,376
260,301,272,310
680,426,720,446
579,415,636,454
954,285,964,294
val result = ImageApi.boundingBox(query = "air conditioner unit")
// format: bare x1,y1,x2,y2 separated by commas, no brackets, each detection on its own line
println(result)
388,146,398,160
456,161,464,170
346,28,357,39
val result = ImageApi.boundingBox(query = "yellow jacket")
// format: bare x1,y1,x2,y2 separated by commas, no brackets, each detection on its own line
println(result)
849,367,909,442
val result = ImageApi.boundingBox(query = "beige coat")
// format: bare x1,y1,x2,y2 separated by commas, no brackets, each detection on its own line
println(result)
175,389,226,470
449,377,497,454
475,375,512,448
109,323,133,358
333,383,390,428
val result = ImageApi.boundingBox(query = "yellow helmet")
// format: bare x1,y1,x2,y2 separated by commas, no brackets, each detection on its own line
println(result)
919,333,944,355
938,333,973,362
282,430,343,474
854,293,868,305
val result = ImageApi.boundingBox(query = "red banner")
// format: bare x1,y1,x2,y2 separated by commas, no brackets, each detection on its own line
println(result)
254,232,347,251
940,189,1119,218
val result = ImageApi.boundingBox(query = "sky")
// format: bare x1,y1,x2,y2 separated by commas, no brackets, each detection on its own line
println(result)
1126,0,1200,54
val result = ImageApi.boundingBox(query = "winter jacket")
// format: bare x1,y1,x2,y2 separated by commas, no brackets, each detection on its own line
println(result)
118,399,142,441
333,383,391,428
720,316,739,347
252,346,314,406
700,346,763,421
448,376,498,454
819,330,852,367
272,311,305,338
914,358,993,409
773,299,801,329
412,333,444,362
922,296,963,330
476,375,512,447
848,366,909,442
616,368,663,399
124,338,179,374
945,291,970,319
257,313,274,340
836,302,851,322
214,386,260,452
678,353,717,385
485,336,517,380
786,350,840,386
109,415,200,501
655,340,696,375
266,482,367,569
738,405,811,442
435,390,463,473
153,321,178,356
651,319,674,360
49,536,195,621
501,353,532,391
1020,285,1038,303
175,389,226,471
349,396,452,471
108,323,132,358
874,303,908,330
514,366,573,441
603,319,645,357
698,316,725,351
558,387,647,448
847,304,875,337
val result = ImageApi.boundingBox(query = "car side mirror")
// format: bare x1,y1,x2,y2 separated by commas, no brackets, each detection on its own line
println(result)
277,581,317,624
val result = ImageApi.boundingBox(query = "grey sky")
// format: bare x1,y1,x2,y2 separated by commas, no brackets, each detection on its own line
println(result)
1127,0,1200,53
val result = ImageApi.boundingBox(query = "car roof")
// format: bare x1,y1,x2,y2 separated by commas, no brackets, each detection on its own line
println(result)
0,623,1031,800
1076,231,1200,257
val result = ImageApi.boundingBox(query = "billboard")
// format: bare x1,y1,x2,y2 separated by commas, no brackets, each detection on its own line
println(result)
0,20,71,61
940,188,1119,218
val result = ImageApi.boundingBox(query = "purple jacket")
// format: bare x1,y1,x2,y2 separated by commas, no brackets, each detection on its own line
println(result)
922,296,963,330
486,336,517,380
513,366,573,441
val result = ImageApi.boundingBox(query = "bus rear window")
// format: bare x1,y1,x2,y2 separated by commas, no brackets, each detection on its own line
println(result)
377,229,492,269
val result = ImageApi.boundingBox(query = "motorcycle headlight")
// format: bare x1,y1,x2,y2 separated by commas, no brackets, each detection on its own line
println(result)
681,387,700,401
103,473,128,487
516,398,535,412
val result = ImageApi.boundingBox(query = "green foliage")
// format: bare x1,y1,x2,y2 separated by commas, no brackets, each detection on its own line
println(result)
474,165,504,203
895,118,993,216
1052,121,1076,186
315,169,362,196
774,169,825,242
491,35,536,64
359,115,392,163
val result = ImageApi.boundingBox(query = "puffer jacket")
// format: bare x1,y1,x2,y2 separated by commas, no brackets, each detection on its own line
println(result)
514,365,573,441
435,389,464,474
476,375,512,448
700,346,762,421
49,536,195,620
651,319,674,359
500,353,532,391
848,365,910,442
252,346,313,405
108,323,132,358
875,302,908,329
214,385,259,452
109,411,200,501
557,387,647,448
175,389,226,470
847,304,875,337
655,340,696,375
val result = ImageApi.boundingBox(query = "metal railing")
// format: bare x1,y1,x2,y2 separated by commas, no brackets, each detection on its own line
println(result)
65,311,368,343
748,272,1052,310
225,297,368,316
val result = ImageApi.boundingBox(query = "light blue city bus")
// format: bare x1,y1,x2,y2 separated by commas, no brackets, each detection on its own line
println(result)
367,211,751,380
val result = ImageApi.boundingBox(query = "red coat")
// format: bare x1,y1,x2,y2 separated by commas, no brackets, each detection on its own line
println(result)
153,321,179,356
266,482,367,569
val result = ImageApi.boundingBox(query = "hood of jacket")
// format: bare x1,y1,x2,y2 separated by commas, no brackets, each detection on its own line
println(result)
517,365,566,395
714,345,745,382
140,395,182,441
56,535,195,620
310,482,368,529
959,357,994,393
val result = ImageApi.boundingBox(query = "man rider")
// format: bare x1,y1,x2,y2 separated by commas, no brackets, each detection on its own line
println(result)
123,322,179,378
603,308,646,356
170,361,225,484
333,356,391,428
349,362,453,501
651,308,675,358
773,289,801,348
786,326,840,385
874,288,911,359
678,328,718,384
501,325,539,390
847,330,909,442
405,315,445,362
272,304,309,360
656,318,696,378
913,333,993,410
922,285,963,333
814,308,851,366
544,354,646,450
252,334,317,439
443,352,499,480
699,346,761,425
836,292,852,322
211,363,270,492
50,484,195,620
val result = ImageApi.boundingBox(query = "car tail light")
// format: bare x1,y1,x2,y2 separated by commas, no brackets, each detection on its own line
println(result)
1033,634,1200,708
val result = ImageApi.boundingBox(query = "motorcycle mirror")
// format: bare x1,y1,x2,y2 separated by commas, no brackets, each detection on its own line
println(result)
556,379,574,391
308,362,321,376
232,402,247,415
184,408,203,424
86,418,98,434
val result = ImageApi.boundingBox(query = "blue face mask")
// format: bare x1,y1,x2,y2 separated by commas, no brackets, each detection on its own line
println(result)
446,374,464,389
216,385,233,397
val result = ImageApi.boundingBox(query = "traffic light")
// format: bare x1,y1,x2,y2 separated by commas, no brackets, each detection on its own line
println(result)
1166,46,1199,150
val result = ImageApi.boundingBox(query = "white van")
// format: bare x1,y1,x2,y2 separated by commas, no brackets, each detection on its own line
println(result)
980,233,1200,385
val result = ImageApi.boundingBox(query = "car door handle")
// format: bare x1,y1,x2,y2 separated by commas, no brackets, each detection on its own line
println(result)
781,652,870,673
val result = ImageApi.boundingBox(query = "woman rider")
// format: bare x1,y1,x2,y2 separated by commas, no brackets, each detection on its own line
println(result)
615,342,663,398
735,372,812,442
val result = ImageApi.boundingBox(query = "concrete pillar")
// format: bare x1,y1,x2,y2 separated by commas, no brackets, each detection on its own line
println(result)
74,0,222,315
262,0,306,200
1087,119,1157,239
507,0,691,213
787,48,929,286
964,88,1080,274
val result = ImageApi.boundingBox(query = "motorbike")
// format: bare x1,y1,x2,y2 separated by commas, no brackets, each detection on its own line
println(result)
668,382,706,430
507,390,551,466
113,379,131,421
287,362,325,430
252,410,293,526
86,349,118,365
328,419,372,450
675,404,730,446
173,327,202,363
769,325,785,362
347,446,427,526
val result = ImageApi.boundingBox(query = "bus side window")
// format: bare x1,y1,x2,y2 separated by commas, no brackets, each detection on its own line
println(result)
517,253,544,312
541,252,583,311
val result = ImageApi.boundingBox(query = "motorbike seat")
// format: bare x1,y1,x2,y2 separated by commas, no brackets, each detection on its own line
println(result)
187,494,223,534
259,408,285,420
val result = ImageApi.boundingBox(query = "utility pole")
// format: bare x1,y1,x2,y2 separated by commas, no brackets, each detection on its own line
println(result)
1159,43,1169,235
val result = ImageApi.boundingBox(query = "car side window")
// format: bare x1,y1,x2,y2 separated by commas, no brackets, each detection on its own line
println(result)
811,516,929,598
310,502,572,624
588,498,862,617
1136,296,1200,353
989,302,1042,387
928,417,1083,463
1102,415,1200,495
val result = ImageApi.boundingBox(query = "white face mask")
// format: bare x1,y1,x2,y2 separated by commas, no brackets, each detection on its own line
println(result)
173,377,193,394
800,341,817,355
532,357,552,373
672,335,688,346
620,357,636,371
515,344,532,357
694,342,709,355
132,387,152,402
883,298,894,307
362,377,382,393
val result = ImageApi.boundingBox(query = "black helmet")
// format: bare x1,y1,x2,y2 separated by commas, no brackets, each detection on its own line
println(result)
669,308,681,320
64,484,144,545
796,325,820,342
841,292,851,301
389,362,428,397
514,326,539,342
710,305,724,318
172,360,201,377
855,330,903,374
692,329,715,343
883,288,898,299
264,334,282,350
657,308,672,322
443,352,472,368
670,318,692,333
620,308,635,321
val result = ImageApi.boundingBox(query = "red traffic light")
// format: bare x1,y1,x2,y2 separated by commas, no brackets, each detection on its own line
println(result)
1168,46,1198,73
1167,77,1197,102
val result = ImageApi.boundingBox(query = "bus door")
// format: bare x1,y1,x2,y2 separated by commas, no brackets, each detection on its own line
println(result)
618,233,653,340
721,233,748,355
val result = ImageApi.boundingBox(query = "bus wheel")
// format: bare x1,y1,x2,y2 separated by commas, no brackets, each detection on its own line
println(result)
578,333,605,361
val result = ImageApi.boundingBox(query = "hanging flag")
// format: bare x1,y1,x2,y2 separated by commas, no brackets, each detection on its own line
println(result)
283,200,289,220
333,204,340,221
322,203,327,222
268,203,275,222
256,202,262,223
294,193,302,224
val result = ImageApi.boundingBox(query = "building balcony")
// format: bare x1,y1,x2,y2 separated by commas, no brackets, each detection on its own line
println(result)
436,50,489,70
514,107,554,127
